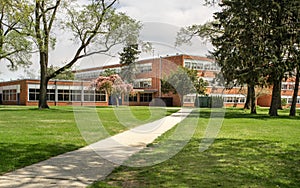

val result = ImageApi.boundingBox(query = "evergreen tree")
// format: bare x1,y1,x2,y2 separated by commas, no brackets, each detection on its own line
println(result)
119,44,141,84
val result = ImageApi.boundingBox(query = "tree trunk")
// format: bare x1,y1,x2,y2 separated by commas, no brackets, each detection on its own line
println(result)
290,68,299,116
277,81,283,110
249,84,256,114
180,94,184,106
38,52,49,109
115,95,119,107
244,85,251,109
269,81,281,116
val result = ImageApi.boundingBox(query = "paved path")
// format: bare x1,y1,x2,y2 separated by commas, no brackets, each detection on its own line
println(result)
0,108,192,188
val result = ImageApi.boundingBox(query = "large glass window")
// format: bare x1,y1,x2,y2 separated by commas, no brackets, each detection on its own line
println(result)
140,93,153,102
95,90,106,102
58,89,70,101
47,89,55,101
29,89,54,101
137,63,152,73
3,89,17,101
29,89,39,101
71,90,82,101
134,79,152,88
84,90,106,102
84,90,95,101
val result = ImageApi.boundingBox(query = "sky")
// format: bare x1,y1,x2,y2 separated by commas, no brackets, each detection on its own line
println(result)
0,0,219,81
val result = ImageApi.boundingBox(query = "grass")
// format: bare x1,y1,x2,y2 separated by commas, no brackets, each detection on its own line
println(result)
92,107,300,188
0,105,178,175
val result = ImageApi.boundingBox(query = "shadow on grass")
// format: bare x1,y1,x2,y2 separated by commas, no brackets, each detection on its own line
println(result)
0,142,80,175
97,138,300,188
193,108,300,120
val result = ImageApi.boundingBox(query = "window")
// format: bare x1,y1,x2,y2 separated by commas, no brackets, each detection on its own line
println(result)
184,60,220,71
224,97,245,103
134,79,152,88
29,89,54,101
225,97,233,103
204,64,210,70
95,90,106,101
288,85,295,90
197,63,203,70
47,89,55,101
281,84,288,90
29,89,39,101
192,63,197,69
84,90,95,101
183,95,196,103
3,89,17,101
140,93,153,102
184,62,190,69
84,90,106,102
234,98,239,103
137,63,152,73
71,90,82,101
124,94,137,102
58,89,70,101
240,97,245,103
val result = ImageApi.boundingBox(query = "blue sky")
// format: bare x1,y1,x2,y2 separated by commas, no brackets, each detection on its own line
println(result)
0,0,218,81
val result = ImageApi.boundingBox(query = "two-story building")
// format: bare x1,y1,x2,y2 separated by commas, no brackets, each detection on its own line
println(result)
1,54,299,107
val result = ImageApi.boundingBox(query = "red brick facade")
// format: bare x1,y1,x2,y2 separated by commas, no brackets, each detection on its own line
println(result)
0,79,108,106
1,54,300,108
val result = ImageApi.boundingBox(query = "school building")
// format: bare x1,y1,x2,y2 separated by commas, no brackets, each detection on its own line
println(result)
1,54,299,107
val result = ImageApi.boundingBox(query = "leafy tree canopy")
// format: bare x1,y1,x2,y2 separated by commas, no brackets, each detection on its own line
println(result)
161,67,208,103
0,0,33,70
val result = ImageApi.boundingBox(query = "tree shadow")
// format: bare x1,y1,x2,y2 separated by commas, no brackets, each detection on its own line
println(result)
101,138,300,188
0,142,81,175
190,108,300,120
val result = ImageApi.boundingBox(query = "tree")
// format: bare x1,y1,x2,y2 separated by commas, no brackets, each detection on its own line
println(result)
100,68,116,77
177,0,299,115
92,74,133,107
0,0,32,69
47,65,74,80
25,0,141,109
161,67,207,105
264,0,299,116
211,0,273,114
119,43,141,84
288,1,300,116
290,68,299,116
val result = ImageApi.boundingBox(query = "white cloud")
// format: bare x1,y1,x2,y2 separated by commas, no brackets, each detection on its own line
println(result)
117,0,218,26
0,0,219,81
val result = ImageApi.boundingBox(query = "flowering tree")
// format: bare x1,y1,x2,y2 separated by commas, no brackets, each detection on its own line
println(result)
92,74,133,106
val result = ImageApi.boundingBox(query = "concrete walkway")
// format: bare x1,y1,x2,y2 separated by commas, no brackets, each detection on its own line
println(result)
0,108,192,188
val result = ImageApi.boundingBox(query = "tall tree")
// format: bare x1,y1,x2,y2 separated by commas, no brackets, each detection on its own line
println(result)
0,0,32,69
265,0,299,116
211,0,274,114
288,0,300,116
119,43,141,84
177,0,299,115
290,68,299,116
27,0,141,109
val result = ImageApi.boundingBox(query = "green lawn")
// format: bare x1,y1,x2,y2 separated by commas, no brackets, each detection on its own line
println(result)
93,108,300,188
0,105,178,175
